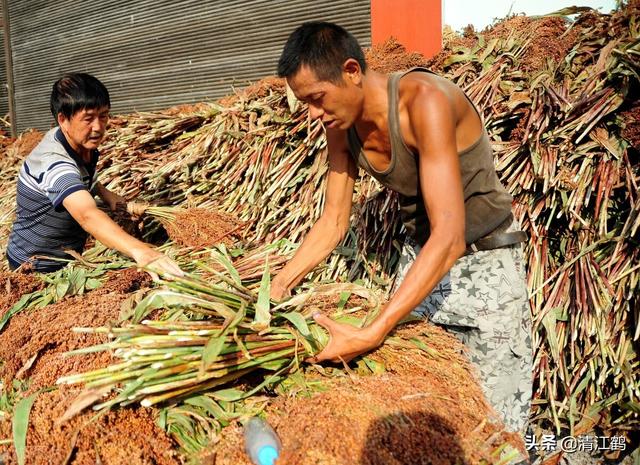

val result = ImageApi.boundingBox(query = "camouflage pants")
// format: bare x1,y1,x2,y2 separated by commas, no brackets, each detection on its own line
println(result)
393,223,533,433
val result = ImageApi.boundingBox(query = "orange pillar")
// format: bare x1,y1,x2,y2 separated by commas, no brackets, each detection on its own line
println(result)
371,0,442,58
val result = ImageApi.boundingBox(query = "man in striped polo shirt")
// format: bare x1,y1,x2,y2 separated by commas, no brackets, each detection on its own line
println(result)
6,72,182,277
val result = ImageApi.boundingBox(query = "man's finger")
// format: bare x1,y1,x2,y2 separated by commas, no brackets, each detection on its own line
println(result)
143,256,181,279
127,202,149,216
306,349,331,364
269,283,291,302
142,268,160,282
307,315,335,363
307,348,357,364
163,258,184,277
114,200,126,212
155,258,184,278
312,312,338,333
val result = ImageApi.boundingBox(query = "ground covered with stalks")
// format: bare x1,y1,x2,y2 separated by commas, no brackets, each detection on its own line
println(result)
0,3,639,465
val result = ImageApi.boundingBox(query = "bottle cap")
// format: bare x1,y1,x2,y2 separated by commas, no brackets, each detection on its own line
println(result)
258,445,278,465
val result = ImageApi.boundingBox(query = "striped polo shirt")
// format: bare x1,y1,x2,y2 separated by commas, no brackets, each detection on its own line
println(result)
7,127,99,272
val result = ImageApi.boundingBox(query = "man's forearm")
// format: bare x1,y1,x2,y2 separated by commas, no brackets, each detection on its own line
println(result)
370,233,465,339
94,182,110,202
76,208,150,262
276,215,347,290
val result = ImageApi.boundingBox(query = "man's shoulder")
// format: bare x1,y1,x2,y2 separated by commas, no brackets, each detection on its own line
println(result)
400,73,452,103
22,131,79,182
26,129,75,167
399,73,469,134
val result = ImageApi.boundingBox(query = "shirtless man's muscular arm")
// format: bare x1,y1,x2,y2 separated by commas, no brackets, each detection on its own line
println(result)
270,128,357,299
312,81,467,363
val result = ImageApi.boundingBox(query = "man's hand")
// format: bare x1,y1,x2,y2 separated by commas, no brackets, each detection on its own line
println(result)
270,275,292,301
63,189,183,280
132,248,184,280
95,182,126,212
127,202,150,217
308,313,385,363
107,193,127,212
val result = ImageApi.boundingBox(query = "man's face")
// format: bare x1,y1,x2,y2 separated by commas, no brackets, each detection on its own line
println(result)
287,63,363,130
58,106,109,154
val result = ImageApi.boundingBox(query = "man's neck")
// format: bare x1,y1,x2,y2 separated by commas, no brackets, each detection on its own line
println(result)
78,150,93,164
358,71,389,130
60,127,92,163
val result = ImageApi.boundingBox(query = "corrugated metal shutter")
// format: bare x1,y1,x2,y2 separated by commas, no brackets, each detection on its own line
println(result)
0,2,9,126
8,0,370,132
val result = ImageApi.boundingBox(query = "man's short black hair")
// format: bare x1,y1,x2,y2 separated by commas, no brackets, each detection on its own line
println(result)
50,72,110,120
278,21,367,83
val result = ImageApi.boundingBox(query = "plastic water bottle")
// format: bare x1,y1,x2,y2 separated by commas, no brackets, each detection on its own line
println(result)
244,417,282,465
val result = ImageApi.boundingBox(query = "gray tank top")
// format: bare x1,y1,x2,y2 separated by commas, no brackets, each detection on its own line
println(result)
347,67,512,245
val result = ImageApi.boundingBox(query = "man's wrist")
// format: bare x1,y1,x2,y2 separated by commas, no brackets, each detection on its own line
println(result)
364,317,392,347
274,269,297,290
130,244,157,264
272,280,289,293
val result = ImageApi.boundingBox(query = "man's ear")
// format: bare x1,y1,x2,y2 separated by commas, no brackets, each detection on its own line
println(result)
343,58,363,85
56,112,67,127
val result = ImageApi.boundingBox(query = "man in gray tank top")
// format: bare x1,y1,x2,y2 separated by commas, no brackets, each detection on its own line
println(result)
273,22,532,436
